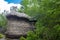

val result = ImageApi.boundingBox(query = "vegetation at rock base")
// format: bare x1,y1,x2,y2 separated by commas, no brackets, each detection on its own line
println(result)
0,34,5,39
19,0,60,40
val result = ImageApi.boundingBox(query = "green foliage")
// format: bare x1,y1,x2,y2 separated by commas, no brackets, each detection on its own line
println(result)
0,14,7,28
20,37,26,40
20,0,60,40
25,31,37,40
21,0,40,17
0,34,5,39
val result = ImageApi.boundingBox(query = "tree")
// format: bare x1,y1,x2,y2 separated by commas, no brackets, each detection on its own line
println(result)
21,0,40,17
20,0,60,40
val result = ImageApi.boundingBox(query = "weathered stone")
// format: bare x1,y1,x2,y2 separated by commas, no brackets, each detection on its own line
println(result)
5,10,36,38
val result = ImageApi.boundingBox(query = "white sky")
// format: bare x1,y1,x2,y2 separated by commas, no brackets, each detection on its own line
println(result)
0,0,22,13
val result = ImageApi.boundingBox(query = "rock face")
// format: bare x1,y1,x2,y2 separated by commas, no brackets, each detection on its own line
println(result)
6,18,34,35
0,27,6,33
5,13,35,38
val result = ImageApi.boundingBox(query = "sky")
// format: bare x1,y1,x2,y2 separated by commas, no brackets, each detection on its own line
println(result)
0,0,22,13
5,0,22,4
